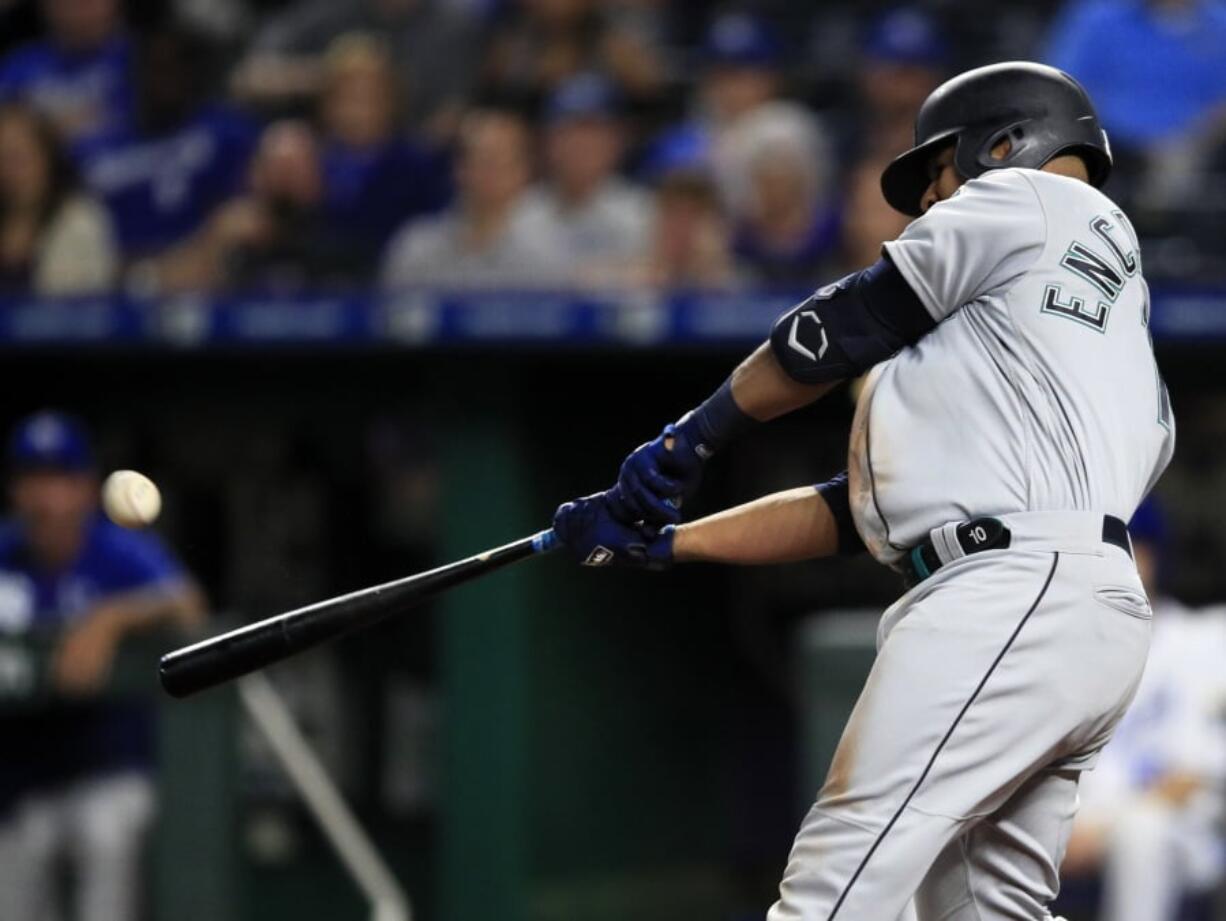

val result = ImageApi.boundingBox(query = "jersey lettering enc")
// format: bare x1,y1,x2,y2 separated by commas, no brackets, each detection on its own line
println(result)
1090,214,1139,276
1041,283,1109,331
1061,241,1124,301
1045,212,1142,332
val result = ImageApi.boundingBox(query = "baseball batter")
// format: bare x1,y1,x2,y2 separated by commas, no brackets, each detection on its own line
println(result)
552,62,1175,919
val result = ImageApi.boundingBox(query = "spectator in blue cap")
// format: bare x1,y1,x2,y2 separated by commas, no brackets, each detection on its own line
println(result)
858,7,949,159
1060,494,1226,921
0,411,205,921
816,9,944,288
659,12,830,228
521,72,650,284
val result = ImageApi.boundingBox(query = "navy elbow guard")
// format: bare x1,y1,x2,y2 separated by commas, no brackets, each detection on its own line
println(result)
815,471,866,556
769,257,934,384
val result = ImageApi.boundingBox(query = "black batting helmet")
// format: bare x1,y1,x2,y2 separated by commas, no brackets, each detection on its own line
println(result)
880,61,1112,216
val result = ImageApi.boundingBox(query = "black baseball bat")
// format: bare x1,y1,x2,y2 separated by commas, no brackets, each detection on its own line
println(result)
159,529,558,698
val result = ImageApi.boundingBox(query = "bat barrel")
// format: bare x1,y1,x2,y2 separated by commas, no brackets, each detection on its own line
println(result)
160,531,554,698
159,617,296,698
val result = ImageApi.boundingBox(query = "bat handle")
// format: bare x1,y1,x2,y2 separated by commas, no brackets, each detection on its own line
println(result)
532,529,559,553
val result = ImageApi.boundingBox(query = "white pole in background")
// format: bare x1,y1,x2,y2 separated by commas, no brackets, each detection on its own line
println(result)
238,672,412,921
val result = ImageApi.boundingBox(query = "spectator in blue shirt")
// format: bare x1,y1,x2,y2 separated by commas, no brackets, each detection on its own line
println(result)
78,25,258,260
0,411,205,921
1044,0,1226,150
0,0,136,152
317,33,450,264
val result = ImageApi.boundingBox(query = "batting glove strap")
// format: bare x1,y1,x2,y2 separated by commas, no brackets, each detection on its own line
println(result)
675,377,758,459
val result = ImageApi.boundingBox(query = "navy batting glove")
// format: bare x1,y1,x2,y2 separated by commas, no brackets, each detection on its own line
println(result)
607,423,702,527
607,379,756,527
553,493,675,571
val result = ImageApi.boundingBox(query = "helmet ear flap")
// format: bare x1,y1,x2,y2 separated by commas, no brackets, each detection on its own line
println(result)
973,122,1033,175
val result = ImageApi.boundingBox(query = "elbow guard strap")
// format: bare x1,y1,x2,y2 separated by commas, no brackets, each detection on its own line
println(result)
815,471,866,556
769,257,934,385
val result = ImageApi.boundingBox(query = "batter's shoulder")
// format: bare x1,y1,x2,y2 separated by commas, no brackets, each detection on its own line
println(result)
942,168,1047,220
1008,168,1123,214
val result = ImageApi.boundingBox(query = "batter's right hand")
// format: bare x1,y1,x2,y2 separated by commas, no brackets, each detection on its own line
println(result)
606,423,704,526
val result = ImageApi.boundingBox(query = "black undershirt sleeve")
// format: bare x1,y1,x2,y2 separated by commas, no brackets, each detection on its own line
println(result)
815,471,866,556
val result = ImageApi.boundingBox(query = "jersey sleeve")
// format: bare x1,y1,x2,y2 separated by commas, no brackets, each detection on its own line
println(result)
882,169,1047,322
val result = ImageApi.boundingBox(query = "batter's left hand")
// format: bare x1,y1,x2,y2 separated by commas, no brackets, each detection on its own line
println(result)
553,493,675,570
607,424,703,527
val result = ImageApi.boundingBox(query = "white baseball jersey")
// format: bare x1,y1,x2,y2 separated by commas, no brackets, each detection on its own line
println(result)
848,168,1175,565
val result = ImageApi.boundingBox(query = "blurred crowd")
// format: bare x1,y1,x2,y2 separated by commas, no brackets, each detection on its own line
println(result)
0,0,1223,299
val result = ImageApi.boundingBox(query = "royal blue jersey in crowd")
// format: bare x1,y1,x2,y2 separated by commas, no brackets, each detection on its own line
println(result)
0,514,187,812
78,105,259,256
321,138,451,253
0,33,137,151
1045,0,1226,146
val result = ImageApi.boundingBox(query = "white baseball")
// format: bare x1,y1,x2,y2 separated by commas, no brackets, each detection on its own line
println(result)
102,470,162,528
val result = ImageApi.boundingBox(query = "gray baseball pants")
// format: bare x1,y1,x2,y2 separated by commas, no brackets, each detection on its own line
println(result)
770,511,1151,920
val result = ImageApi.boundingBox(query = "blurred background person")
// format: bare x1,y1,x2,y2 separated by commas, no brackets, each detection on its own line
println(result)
0,411,205,921
1045,0,1226,156
627,163,745,290
520,72,650,286
380,107,560,289
0,0,134,152
833,154,910,274
233,0,481,140
1044,0,1226,209
316,32,450,270
851,7,949,161
1059,498,1226,921
655,11,830,221
481,0,671,115
151,119,364,293
731,111,840,288
78,23,257,265
482,0,607,103
0,103,116,295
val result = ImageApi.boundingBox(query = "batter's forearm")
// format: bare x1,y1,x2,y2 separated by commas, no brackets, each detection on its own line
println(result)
729,343,840,422
673,487,840,564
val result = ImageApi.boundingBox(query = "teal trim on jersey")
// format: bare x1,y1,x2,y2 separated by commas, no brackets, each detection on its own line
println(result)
910,545,931,580
1040,283,1110,334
